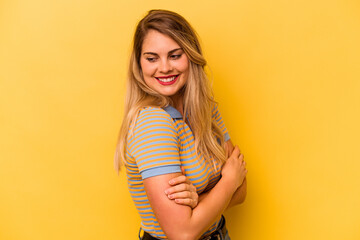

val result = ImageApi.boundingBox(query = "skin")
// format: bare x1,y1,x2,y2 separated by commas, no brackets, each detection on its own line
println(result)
140,29,197,208
143,146,247,240
140,30,248,240
167,140,248,210
140,29,189,114
166,166,199,209
224,140,248,209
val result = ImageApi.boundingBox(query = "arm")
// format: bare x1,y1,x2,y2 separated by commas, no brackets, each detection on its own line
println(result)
210,103,248,208
166,167,199,209
168,140,247,211
226,178,247,209
224,140,248,208
144,146,246,240
198,178,247,210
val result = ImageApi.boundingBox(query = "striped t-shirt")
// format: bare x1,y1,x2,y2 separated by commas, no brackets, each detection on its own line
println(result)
124,103,230,239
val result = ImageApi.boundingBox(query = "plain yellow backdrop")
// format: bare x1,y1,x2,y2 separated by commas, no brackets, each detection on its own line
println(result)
1,0,359,239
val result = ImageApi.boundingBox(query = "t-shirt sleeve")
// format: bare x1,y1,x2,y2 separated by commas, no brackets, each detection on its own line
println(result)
128,107,181,180
212,102,230,141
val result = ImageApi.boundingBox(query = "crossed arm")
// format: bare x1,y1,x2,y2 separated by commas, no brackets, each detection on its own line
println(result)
217,140,247,208
143,140,247,240
168,140,247,209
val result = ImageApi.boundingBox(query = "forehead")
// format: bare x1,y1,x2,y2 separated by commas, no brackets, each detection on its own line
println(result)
142,30,181,53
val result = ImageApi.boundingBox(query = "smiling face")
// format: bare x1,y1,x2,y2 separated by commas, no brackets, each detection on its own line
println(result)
140,30,189,99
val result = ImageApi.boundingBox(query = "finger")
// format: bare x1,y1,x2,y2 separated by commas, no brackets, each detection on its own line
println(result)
168,175,189,185
239,154,244,161
231,146,240,158
164,183,189,195
189,183,197,193
167,191,192,200
174,198,196,208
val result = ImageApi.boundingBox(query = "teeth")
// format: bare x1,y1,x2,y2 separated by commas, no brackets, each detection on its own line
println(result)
157,76,176,82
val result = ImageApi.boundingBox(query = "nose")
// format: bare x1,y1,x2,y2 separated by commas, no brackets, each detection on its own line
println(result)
159,59,173,73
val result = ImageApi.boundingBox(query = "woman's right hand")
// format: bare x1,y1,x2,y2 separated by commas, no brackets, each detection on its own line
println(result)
221,145,247,189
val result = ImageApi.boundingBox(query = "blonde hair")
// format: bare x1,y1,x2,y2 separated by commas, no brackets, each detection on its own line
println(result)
114,9,226,174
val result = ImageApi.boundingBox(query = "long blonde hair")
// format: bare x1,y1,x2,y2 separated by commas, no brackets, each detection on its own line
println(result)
114,9,226,174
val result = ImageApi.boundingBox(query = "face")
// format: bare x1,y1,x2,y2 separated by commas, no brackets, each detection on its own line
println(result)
140,30,189,98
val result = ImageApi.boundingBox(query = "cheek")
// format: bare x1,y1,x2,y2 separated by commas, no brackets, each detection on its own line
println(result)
178,58,189,73
140,60,156,77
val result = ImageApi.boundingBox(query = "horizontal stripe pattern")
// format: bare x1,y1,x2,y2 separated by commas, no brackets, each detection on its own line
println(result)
125,103,229,239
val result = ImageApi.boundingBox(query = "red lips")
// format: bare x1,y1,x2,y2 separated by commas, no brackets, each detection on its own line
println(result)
155,74,179,86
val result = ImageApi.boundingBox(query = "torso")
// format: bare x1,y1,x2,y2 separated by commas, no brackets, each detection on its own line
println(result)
125,104,229,239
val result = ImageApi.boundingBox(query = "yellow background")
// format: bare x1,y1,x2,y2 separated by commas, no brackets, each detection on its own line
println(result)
1,0,359,239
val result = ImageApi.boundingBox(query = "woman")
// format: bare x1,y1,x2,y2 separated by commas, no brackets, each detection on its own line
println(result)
115,9,247,240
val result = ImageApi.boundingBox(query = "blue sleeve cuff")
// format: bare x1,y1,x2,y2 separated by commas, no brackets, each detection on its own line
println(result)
224,132,230,142
141,165,182,180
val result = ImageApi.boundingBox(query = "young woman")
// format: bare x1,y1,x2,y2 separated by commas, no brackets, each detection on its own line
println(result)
115,9,248,240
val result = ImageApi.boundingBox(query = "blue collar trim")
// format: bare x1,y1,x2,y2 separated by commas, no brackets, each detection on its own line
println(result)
163,105,183,119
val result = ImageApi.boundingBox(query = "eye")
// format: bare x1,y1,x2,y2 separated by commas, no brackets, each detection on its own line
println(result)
170,54,182,60
146,57,157,62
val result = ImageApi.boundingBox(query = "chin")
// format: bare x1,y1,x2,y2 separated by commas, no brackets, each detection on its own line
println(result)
157,89,179,97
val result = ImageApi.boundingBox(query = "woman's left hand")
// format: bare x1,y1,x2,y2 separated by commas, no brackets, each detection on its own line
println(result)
165,167,198,209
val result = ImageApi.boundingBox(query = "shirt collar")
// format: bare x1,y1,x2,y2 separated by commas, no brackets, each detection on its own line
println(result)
163,105,183,119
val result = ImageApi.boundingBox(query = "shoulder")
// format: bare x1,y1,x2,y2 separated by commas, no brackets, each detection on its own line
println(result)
134,106,175,131
127,107,182,178
138,106,173,121
128,106,178,146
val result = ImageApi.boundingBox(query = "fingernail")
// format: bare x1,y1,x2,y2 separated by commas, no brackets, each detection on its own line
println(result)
169,180,174,185
164,190,169,194
168,194,173,199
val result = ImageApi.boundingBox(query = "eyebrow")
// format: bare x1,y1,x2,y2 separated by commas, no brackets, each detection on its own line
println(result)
143,48,183,55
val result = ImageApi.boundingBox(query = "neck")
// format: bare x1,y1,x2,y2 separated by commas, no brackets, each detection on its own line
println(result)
170,93,184,116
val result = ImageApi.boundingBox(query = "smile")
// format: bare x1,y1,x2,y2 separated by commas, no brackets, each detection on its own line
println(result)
155,75,179,85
